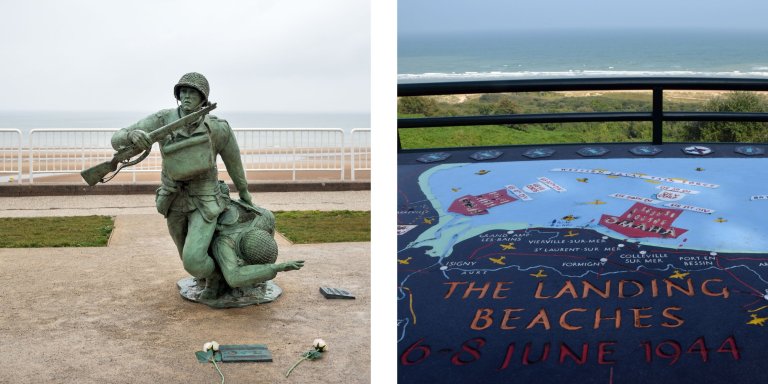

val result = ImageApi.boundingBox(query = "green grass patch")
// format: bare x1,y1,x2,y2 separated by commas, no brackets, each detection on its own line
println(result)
0,211,369,248
399,122,653,149
0,216,114,248
275,210,370,244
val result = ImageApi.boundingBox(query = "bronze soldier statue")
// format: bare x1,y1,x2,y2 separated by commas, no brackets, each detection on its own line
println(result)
208,189,304,296
110,72,254,299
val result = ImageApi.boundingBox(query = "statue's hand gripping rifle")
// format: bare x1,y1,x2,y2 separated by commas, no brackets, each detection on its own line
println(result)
80,102,217,186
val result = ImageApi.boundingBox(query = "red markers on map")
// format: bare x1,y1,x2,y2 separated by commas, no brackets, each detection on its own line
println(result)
448,189,517,216
600,202,688,239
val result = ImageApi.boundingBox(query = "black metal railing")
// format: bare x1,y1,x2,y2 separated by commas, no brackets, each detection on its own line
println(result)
397,77,768,151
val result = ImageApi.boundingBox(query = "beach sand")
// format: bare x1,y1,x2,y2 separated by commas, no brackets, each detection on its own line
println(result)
1,150,370,184
35,166,370,184
432,90,739,104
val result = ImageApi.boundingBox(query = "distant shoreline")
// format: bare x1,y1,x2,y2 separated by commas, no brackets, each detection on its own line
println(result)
429,90,730,104
398,73,768,83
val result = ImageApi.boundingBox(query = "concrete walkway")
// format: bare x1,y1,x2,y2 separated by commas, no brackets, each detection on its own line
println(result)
0,190,370,217
0,191,371,383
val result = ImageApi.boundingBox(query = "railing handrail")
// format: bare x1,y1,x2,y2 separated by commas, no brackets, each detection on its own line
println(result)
398,77,768,96
397,77,768,150
235,127,346,131
19,127,368,183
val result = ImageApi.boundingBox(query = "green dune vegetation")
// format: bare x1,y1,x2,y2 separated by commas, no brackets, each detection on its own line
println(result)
397,91,768,149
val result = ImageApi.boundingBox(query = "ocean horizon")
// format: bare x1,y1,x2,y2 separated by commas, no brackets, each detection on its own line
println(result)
398,28,768,83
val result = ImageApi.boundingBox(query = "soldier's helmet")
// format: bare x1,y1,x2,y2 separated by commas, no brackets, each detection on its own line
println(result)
174,72,210,102
236,228,279,265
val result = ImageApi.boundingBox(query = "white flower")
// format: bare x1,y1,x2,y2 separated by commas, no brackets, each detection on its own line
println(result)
203,341,220,352
313,338,327,352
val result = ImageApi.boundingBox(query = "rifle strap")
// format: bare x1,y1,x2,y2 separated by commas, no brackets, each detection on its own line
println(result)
101,148,152,183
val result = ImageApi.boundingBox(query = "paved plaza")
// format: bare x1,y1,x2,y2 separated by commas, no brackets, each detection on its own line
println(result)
0,190,371,383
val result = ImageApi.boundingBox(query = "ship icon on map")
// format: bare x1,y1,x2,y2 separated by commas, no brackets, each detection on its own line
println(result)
599,202,688,239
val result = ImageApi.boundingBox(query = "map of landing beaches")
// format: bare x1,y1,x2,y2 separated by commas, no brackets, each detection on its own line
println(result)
397,156,768,384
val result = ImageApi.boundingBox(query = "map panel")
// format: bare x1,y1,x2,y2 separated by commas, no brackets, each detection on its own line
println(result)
398,155,768,383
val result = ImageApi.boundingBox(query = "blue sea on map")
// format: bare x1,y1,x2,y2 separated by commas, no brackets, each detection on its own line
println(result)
405,157,768,258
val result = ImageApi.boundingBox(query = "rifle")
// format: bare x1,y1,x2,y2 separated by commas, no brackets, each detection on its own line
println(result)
80,102,217,186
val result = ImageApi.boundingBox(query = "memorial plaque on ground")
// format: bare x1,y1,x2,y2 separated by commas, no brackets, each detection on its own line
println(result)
220,344,273,362
320,287,356,299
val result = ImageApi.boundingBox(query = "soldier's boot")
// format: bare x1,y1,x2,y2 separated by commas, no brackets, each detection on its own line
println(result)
199,273,222,300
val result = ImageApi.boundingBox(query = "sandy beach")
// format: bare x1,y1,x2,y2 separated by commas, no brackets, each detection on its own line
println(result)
557,89,735,101
432,90,741,104
0,149,370,184
34,167,370,184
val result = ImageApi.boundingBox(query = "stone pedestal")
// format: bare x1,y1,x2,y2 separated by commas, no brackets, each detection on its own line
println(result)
177,277,282,309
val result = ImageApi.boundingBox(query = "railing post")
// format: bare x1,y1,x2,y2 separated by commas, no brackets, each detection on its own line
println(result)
340,130,346,181
350,132,356,181
16,130,22,184
292,131,297,181
28,130,34,184
652,87,664,145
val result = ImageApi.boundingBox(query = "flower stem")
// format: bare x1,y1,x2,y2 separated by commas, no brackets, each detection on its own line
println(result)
285,356,307,377
211,358,225,384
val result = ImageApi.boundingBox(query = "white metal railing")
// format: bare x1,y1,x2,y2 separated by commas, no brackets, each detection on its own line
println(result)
233,128,346,181
350,128,371,181
28,129,118,183
20,127,368,183
0,129,22,183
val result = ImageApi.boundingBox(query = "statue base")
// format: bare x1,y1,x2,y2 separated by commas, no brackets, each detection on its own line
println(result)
177,277,283,309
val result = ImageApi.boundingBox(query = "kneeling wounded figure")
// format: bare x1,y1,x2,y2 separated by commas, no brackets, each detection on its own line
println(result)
201,192,304,299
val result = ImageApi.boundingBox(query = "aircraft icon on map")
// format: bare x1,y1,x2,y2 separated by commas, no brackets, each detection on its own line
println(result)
530,269,547,278
423,218,433,224
451,187,461,192
475,170,490,175
747,314,768,326
669,270,690,279
576,178,589,183
398,257,413,265
562,215,578,222
715,217,728,223
564,230,579,237
500,243,516,250
489,256,506,265
586,200,607,205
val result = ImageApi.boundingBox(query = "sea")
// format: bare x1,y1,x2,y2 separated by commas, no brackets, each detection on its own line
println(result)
398,29,768,82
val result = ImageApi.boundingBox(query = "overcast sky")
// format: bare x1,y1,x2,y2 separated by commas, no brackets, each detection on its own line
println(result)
0,0,370,113
399,0,768,34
